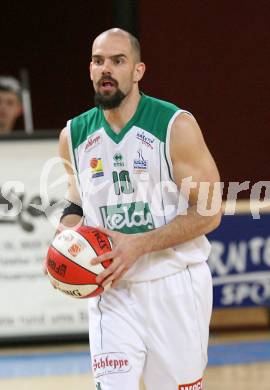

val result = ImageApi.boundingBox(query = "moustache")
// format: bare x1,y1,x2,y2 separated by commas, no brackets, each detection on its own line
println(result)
97,76,118,87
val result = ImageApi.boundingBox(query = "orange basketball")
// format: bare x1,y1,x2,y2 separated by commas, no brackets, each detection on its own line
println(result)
46,226,112,298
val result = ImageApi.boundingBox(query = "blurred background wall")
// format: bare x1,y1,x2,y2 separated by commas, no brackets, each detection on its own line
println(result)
1,2,114,130
1,0,269,189
140,1,270,190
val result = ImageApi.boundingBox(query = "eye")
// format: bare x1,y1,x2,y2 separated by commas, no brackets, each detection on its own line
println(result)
114,57,125,65
92,58,103,65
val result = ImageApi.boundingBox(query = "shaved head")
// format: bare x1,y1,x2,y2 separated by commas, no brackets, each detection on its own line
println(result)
93,28,141,63
90,28,145,109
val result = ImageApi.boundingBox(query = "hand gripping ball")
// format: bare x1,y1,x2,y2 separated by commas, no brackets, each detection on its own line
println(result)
46,226,112,298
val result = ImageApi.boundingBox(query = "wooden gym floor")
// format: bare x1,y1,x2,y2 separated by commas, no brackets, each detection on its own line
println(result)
1,330,270,390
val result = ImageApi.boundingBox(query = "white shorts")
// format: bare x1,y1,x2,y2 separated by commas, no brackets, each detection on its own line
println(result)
88,262,213,390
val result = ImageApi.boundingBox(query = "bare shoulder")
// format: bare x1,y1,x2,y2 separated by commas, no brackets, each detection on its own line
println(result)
170,112,207,164
59,127,70,159
170,112,220,185
59,127,73,173
59,126,68,148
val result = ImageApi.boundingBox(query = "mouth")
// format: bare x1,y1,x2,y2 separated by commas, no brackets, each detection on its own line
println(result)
98,78,117,93
102,81,114,87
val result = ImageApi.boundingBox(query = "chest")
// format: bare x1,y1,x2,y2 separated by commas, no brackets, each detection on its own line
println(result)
76,126,165,191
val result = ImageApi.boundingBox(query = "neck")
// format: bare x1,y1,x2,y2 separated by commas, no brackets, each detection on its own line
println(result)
102,89,141,134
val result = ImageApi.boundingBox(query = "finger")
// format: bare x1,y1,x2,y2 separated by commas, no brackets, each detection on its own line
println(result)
96,265,115,284
111,268,127,288
101,274,115,288
102,264,126,288
103,281,112,292
91,250,115,265
96,258,121,283
96,266,114,284
97,226,117,239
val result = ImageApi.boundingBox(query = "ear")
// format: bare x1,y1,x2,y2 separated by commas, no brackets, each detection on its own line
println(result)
133,62,146,83
89,61,93,81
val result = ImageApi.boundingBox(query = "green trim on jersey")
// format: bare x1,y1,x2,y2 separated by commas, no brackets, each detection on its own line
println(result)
70,107,102,149
100,93,146,143
164,142,173,181
70,93,180,147
136,94,179,142
101,94,180,143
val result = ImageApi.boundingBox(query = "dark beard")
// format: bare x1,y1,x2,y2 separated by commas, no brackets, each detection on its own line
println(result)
94,89,126,110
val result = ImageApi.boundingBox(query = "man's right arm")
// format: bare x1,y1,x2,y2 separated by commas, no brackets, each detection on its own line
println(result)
43,127,83,275
58,127,83,229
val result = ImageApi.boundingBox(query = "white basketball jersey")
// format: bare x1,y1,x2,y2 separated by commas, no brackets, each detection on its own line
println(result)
67,93,211,281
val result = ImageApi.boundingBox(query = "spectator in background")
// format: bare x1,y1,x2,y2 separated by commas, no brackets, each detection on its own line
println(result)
0,76,22,134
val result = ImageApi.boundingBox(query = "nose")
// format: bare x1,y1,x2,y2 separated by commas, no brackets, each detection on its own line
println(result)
101,59,112,75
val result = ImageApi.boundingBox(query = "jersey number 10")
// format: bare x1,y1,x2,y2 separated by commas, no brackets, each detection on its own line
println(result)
112,170,134,195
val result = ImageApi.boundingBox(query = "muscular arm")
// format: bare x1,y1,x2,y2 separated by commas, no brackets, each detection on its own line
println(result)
140,112,222,252
58,127,83,228
43,128,82,274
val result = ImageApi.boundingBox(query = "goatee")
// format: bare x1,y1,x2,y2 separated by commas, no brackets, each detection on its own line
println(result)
94,89,126,110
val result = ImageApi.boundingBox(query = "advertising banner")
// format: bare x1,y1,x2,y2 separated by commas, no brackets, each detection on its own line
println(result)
0,139,89,340
208,214,270,308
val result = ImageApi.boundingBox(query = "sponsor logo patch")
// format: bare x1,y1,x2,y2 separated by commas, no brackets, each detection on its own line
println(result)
90,158,104,178
100,201,155,233
68,240,86,257
93,352,131,378
113,153,124,167
133,148,147,173
85,134,101,152
179,378,203,390
136,130,155,149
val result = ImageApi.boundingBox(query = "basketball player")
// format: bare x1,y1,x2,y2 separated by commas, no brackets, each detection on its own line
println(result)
57,28,221,390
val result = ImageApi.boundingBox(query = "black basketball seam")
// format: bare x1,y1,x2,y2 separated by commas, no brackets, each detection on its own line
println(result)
78,228,111,257
47,271,100,286
50,244,104,274
76,230,99,257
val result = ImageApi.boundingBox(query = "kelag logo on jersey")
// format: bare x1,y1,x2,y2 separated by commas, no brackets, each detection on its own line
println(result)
99,201,155,233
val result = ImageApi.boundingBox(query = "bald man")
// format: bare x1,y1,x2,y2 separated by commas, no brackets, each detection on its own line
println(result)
56,28,221,390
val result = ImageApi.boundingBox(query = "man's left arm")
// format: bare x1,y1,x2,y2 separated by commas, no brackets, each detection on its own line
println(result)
140,112,222,251
93,113,222,286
